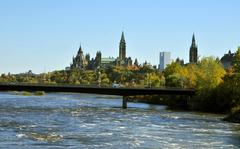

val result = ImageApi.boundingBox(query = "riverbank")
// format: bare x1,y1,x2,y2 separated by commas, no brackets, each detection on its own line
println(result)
223,106,240,123
128,95,191,110
128,95,240,123
223,110,240,123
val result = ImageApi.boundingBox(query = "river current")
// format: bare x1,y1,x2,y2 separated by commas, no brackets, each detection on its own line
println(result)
0,92,239,149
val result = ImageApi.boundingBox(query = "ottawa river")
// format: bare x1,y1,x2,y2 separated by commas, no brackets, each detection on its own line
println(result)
0,92,240,149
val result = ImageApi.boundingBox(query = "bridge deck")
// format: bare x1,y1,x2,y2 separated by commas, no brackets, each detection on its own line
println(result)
0,84,195,96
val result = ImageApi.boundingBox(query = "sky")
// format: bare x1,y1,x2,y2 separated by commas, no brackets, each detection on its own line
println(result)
0,0,239,74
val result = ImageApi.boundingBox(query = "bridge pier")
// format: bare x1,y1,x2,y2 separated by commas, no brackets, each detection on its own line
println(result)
122,96,128,109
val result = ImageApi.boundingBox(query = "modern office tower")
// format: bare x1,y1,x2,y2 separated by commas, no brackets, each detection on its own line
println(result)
159,52,171,71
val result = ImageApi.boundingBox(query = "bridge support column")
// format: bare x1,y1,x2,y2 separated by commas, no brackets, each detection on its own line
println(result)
122,96,128,109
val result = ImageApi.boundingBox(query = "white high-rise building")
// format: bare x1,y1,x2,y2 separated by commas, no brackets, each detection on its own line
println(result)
159,52,171,71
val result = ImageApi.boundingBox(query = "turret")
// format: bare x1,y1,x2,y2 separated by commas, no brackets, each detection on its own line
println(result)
95,51,102,67
78,45,83,55
134,58,139,66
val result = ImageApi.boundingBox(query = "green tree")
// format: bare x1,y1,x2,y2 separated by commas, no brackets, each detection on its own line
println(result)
218,73,240,110
165,74,185,87
164,62,183,87
233,47,240,72
164,62,182,78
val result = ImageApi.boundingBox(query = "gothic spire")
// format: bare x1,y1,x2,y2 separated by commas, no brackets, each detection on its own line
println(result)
119,31,126,60
189,33,198,63
120,31,125,43
191,34,197,47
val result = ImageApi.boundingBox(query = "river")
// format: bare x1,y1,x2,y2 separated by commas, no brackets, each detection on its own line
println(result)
0,92,239,148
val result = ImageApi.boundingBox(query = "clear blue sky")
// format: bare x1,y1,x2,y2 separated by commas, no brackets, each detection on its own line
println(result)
0,0,239,74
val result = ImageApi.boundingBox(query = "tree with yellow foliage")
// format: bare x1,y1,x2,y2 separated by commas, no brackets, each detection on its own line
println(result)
196,57,226,90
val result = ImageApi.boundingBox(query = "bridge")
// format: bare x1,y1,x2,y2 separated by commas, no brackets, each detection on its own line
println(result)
0,83,195,109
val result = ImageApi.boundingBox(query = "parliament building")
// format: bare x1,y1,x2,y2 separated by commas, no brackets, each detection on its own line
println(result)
68,32,133,70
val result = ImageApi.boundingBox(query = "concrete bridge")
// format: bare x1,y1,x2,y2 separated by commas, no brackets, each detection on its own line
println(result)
0,83,195,108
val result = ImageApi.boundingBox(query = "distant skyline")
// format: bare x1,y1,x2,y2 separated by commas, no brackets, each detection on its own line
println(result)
0,0,240,74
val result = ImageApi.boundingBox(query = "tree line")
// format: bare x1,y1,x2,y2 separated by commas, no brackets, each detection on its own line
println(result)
0,47,240,116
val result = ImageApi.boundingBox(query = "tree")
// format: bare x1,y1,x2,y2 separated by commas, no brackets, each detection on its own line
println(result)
164,62,183,87
165,74,185,87
139,63,154,73
233,47,240,72
144,72,165,87
196,57,226,90
217,73,240,110
183,64,197,88
164,62,182,78
100,73,110,86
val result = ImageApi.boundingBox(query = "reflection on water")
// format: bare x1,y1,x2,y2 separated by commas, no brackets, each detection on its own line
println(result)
0,92,239,148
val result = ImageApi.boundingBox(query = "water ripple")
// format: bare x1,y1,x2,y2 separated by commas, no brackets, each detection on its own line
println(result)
0,92,239,148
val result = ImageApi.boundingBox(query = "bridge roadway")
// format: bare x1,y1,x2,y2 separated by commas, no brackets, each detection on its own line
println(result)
0,83,195,108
